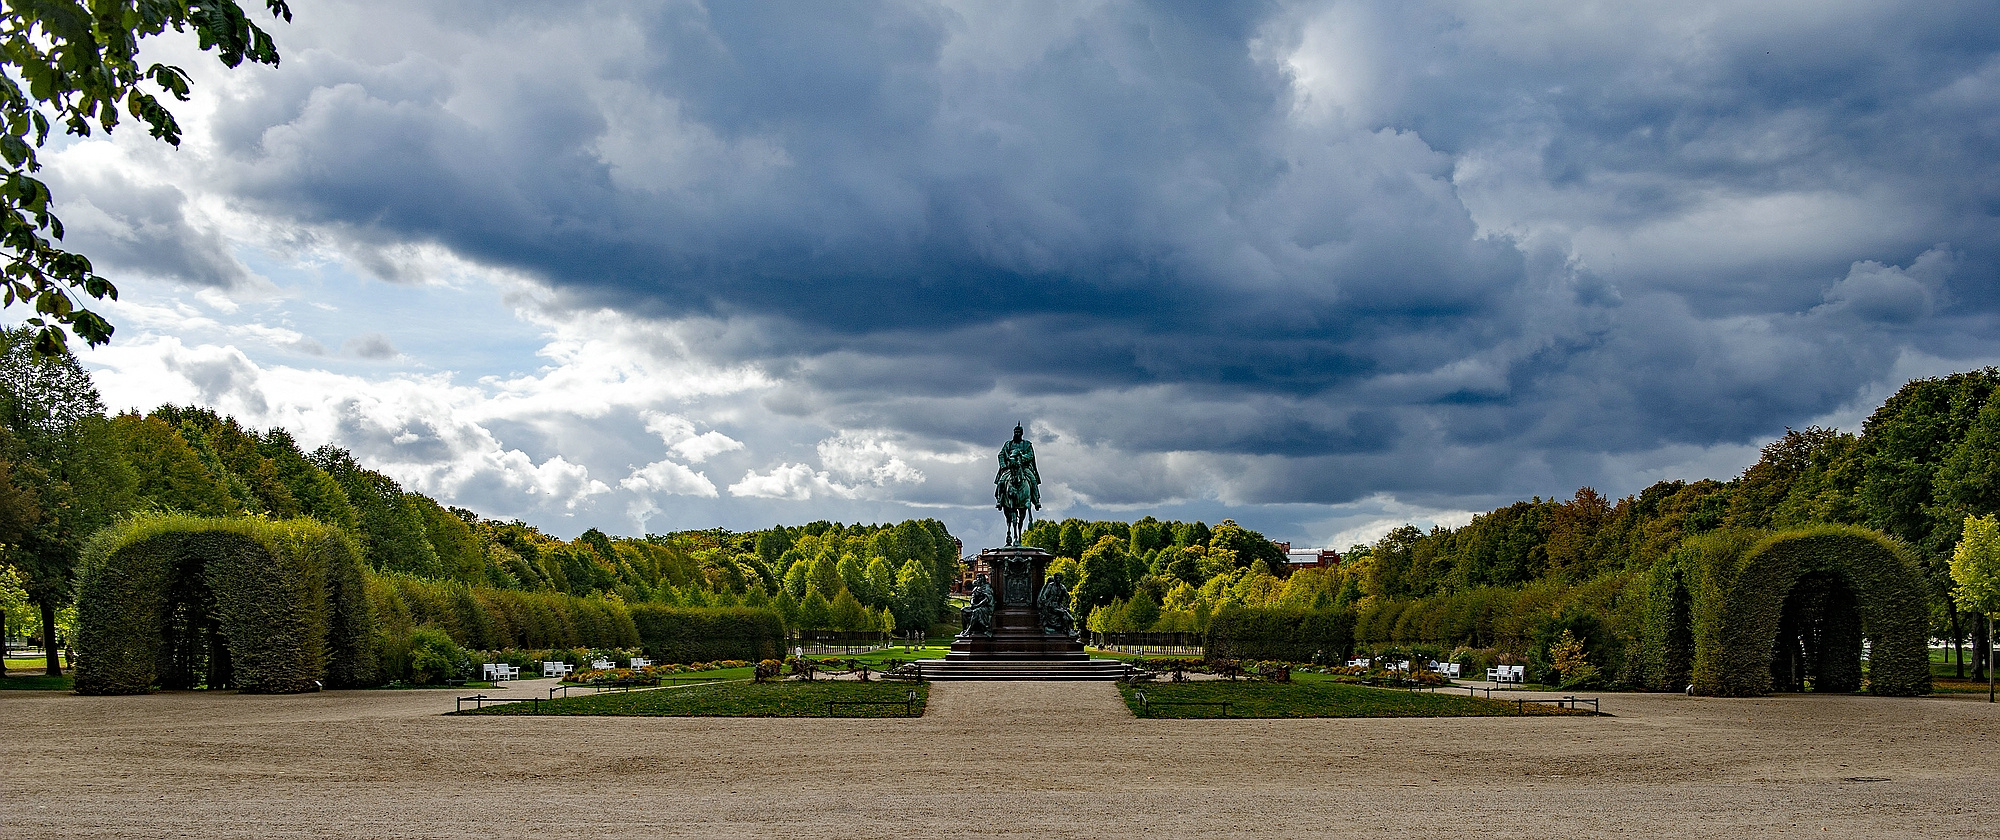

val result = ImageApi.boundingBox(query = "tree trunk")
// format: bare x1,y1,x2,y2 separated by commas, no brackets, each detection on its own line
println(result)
38,599,60,677
1977,610,1991,682
1,609,8,678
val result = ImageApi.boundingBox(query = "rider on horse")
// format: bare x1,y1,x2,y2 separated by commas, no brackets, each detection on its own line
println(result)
996,423,1041,545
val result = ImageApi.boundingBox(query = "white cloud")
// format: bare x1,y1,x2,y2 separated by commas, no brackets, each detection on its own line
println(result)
727,463,862,501
641,412,745,464
816,431,925,485
81,332,617,514
1310,494,1480,550
344,332,400,359
619,459,718,498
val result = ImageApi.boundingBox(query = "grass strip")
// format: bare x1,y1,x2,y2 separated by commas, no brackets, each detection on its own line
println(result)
0,672,73,691
1118,680,1597,718
458,679,930,717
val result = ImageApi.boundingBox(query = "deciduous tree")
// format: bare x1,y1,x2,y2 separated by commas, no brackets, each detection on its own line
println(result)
1951,515,2000,699
0,329,132,674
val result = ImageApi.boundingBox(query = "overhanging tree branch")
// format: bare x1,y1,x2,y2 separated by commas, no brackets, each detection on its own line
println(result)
0,0,291,355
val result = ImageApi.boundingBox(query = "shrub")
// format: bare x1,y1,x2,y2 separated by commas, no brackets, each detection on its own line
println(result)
1549,629,1600,689
1526,609,1620,688
407,627,471,684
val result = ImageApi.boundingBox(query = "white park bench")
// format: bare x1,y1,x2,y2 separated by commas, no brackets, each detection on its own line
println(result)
482,663,519,682
1486,665,1524,684
629,657,652,669
591,659,615,670
541,661,574,678
1346,658,1371,668
1431,662,1461,678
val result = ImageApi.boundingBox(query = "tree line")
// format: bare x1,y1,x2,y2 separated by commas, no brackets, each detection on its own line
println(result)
0,329,963,677
1078,370,2000,685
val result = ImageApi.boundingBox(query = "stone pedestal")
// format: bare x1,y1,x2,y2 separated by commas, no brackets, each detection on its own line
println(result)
947,546,1085,662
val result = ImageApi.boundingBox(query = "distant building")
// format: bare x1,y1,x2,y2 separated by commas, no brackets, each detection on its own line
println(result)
954,557,979,595
1274,540,1339,569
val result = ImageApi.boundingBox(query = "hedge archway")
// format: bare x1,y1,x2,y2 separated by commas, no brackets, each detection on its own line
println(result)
74,516,376,695
1690,526,1929,697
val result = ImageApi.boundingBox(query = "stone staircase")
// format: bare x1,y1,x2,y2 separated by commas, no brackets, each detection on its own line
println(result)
900,658,1134,681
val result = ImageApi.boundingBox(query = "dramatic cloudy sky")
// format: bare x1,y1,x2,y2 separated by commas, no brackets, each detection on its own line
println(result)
21,0,2000,549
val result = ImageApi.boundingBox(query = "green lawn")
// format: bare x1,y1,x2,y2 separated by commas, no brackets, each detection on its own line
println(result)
1930,648,1994,680
2,656,71,690
0,671,72,691
1117,680,1597,718
460,679,930,717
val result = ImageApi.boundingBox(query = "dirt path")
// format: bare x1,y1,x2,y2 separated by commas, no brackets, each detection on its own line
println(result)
1,682,1995,838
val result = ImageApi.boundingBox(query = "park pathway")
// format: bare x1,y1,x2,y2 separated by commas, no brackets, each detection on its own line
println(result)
925,678,1131,723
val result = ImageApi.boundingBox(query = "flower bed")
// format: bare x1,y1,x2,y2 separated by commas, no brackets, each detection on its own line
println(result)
567,659,752,683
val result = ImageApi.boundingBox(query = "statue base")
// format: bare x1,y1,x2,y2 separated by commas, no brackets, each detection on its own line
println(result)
947,546,1085,662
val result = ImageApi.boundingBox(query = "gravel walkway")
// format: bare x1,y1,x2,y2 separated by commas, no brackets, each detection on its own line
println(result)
1,680,1994,838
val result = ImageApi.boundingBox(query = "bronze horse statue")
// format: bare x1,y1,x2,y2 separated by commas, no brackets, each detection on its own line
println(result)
995,423,1041,545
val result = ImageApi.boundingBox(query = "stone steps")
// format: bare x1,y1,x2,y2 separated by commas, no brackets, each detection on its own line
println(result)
906,659,1134,681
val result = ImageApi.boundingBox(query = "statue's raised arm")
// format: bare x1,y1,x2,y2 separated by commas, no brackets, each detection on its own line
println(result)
995,423,1042,545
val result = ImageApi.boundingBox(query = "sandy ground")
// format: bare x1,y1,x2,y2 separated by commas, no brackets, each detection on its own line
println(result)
1,678,1996,839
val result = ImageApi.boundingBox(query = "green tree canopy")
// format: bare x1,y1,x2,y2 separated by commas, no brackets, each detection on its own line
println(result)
1952,515,2000,618
0,328,132,674
110,413,236,516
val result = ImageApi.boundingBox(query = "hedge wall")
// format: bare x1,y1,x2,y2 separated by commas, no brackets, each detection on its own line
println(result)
367,576,784,663
366,573,640,651
1347,577,1635,655
1690,526,1930,697
74,515,376,695
1204,605,1356,663
629,605,786,663
1637,532,1760,693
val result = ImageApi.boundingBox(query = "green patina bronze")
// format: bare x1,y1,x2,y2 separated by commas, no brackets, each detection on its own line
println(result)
1038,571,1076,637
961,574,995,635
995,423,1042,545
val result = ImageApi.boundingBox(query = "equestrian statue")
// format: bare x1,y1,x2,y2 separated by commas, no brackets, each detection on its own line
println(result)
995,423,1041,545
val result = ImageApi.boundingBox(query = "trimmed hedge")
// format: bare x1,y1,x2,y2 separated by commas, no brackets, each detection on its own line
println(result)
1204,605,1356,663
1690,526,1930,697
629,605,785,663
368,575,783,664
75,515,377,695
1638,532,1759,692
367,573,640,650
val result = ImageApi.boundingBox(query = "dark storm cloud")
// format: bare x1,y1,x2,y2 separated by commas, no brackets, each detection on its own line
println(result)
192,0,2000,508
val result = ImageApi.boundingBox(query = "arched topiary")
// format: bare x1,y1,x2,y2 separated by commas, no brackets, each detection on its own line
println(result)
1690,526,1929,697
74,515,376,695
